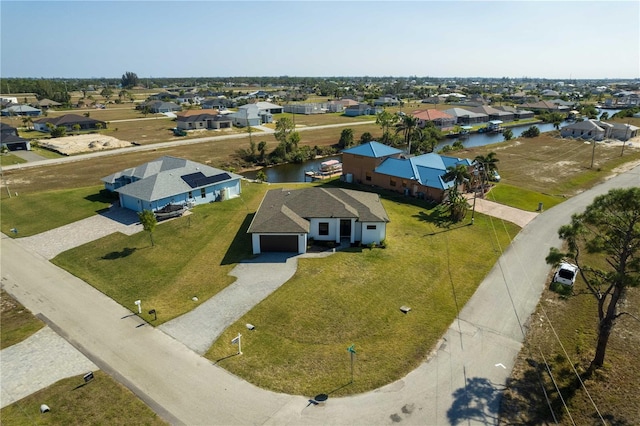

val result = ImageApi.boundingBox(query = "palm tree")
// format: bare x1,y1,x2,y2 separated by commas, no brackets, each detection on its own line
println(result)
395,114,421,155
473,152,499,193
442,164,471,221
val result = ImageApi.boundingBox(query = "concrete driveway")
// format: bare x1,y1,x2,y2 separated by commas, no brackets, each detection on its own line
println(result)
1,164,638,424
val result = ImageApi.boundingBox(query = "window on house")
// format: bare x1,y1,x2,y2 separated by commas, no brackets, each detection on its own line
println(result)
390,179,397,187
366,225,376,230
200,188,206,198
365,173,372,182
318,222,329,235
188,191,193,198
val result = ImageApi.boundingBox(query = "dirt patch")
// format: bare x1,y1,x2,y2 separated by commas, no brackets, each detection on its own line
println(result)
39,134,133,155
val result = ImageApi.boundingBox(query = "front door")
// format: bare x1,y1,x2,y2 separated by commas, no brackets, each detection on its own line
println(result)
340,219,351,238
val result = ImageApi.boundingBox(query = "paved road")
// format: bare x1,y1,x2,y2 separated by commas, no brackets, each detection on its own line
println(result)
2,165,638,424
1,121,375,172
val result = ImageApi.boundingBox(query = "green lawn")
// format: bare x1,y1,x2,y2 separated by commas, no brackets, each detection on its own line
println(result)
0,185,114,237
205,196,519,396
0,153,27,167
49,180,518,396
0,289,45,349
0,371,167,426
51,182,284,323
487,183,566,212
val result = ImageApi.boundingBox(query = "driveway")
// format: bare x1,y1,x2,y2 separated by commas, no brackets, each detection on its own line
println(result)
1,164,638,424
17,206,141,260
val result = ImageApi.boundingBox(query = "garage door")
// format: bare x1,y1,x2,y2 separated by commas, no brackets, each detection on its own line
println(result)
260,235,298,252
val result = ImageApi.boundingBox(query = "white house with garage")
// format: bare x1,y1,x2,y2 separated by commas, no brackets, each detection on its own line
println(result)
247,187,389,254
101,156,242,212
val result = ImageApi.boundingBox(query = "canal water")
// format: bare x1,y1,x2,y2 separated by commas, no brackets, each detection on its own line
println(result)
243,109,622,183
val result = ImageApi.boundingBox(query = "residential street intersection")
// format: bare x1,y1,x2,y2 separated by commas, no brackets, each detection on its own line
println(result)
1,164,638,424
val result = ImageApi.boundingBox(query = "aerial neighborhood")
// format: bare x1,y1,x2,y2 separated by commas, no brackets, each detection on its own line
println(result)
1,73,640,425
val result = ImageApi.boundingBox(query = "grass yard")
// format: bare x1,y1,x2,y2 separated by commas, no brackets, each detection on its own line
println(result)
1,153,27,166
51,182,290,324
500,256,640,424
1,289,45,349
0,370,167,425
487,183,566,212
205,196,520,396
0,185,113,237
0,123,381,198
459,133,640,198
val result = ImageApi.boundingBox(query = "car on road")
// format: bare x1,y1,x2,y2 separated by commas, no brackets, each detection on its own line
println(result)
489,170,501,182
553,262,578,286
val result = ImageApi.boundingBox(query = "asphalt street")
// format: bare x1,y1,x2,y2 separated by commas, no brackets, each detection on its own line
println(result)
1,164,638,424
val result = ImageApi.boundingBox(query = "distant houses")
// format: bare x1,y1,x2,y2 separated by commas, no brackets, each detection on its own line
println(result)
560,120,639,141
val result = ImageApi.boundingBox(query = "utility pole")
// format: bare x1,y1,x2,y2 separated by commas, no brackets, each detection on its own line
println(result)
621,120,630,157
590,138,597,169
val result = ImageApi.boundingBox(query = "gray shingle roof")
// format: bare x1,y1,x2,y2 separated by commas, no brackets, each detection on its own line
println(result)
248,188,389,234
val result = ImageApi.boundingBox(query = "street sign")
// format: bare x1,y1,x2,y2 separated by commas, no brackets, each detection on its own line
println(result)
347,344,356,354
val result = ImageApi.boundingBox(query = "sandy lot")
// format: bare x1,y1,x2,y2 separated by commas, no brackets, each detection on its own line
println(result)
39,134,133,155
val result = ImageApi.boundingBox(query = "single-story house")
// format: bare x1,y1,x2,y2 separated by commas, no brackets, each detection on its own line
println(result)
143,101,182,113
469,105,514,122
101,156,242,213
201,98,232,110
247,187,390,254
283,103,325,115
344,104,382,117
496,106,534,119
443,107,488,125
0,123,30,151
519,100,569,112
608,122,639,141
1,105,42,117
148,92,179,101
176,93,205,105
30,99,62,109
411,109,456,129
34,114,107,132
373,96,400,106
560,120,610,141
176,111,233,130
341,141,404,184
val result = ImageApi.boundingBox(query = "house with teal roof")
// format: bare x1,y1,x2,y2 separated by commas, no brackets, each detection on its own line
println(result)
342,142,473,202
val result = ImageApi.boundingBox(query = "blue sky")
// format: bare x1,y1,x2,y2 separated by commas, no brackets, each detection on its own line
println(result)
1,1,638,79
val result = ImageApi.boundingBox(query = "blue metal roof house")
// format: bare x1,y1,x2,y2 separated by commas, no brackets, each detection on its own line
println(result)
101,156,242,213
341,142,473,202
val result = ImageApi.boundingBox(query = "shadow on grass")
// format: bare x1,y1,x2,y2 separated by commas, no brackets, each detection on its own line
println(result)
221,213,255,265
101,247,136,260
500,357,628,424
447,377,502,425
214,352,241,364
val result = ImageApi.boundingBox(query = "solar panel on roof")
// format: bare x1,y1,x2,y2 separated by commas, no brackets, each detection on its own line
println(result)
181,172,232,188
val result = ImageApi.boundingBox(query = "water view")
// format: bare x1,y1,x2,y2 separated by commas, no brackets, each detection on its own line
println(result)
244,109,622,183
